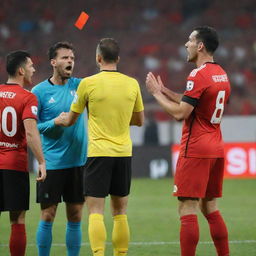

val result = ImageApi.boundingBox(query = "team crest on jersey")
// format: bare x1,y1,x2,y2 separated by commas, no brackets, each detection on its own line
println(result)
70,90,76,96
186,81,194,91
72,93,78,104
31,106,38,115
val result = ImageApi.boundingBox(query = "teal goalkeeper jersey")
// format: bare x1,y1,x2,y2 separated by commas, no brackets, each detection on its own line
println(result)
32,77,87,170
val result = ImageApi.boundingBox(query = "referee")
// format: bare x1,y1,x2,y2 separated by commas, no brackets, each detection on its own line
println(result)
60,38,144,256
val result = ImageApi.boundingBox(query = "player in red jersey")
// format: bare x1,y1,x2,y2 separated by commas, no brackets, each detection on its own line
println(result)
0,51,46,256
146,26,230,256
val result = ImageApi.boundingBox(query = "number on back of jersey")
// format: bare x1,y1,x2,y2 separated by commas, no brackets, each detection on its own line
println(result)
211,90,225,124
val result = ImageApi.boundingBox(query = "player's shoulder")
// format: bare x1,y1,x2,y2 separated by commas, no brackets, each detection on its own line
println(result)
68,77,82,86
31,79,51,93
188,64,208,78
18,87,37,102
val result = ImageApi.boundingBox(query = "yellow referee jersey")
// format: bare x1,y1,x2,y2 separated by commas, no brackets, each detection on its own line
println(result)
71,71,144,157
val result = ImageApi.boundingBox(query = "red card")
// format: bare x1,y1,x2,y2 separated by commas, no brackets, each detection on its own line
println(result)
74,11,89,30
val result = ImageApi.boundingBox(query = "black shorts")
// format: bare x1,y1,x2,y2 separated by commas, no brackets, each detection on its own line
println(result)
84,157,132,198
37,166,84,204
0,169,29,212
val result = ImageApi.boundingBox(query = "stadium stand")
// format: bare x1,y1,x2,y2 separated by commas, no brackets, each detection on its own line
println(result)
0,0,255,116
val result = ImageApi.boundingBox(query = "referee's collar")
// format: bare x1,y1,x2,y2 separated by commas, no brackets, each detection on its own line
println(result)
100,70,118,72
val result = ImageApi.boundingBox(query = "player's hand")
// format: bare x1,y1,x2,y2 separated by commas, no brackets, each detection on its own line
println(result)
37,162,47,182
157,75,165,92
146,72,162,95
54,112,69,126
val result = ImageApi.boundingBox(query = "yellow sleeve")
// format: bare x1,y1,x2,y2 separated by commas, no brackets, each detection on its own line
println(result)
133,82,144,112
71,79,87,113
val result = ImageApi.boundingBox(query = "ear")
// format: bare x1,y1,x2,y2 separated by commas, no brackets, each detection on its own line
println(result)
96,54,102,63
117,56,120,64
18,66,25,76
50,59,56,67
197,41,204,52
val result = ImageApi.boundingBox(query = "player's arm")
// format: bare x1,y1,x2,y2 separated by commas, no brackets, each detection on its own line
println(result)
161,87,183,103
59,79,87,127
130,111,144,126
58,111,80,127
146,72,194,121
154,74,183,103
23,118,46,181
32,88,63,133
152,93,194,121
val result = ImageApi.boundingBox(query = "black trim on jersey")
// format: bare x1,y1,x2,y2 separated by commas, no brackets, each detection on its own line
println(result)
4,83,19,85
100,70,118,72
182,95,198,107
48,77,54,85
204,61,218,65
184,112,196,157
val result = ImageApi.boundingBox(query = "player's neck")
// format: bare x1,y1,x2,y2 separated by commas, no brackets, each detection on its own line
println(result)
50,73,68,85
7,77,24,87
195,55,214,68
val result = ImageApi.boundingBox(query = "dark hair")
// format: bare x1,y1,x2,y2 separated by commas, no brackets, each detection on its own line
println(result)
194,26,219,54
48,41,74,60
97,38,119,63
6,50,30,76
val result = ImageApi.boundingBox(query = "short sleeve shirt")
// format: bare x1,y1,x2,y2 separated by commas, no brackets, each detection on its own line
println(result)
0,84,38,171
180,63,231,158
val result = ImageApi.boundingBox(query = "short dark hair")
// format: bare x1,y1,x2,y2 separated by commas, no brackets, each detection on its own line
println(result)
97,38,119,63
6,50,30,76
48,41,74,60
194,26,219,54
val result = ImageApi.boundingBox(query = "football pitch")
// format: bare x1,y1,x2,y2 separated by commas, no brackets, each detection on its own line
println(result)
0,176,255,255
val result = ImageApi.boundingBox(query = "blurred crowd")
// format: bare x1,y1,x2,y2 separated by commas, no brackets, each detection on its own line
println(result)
0,0,256,117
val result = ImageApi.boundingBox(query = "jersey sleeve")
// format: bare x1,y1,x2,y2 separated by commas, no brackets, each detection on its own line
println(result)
22,93,38,120
133,81,144,112
182,71,208,107
71,78,87,113
31,86,56,133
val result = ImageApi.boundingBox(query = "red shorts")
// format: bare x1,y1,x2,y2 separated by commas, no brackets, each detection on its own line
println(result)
173,156,224,198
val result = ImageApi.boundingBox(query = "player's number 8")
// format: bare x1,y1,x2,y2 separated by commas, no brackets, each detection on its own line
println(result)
0,106,17,137
210,90,225,124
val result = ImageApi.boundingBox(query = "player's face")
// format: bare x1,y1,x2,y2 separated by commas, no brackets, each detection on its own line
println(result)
185,30,199,62
52,48,75,79
23,57,35,85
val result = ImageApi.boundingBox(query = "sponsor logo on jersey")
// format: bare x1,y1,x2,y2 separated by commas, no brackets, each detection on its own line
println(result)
0,141,19,148
212,74,228,83
31,106,38,115
48,97,55,103
186,80,194,91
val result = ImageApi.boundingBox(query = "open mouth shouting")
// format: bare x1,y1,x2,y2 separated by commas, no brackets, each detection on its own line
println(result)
65,65,72,71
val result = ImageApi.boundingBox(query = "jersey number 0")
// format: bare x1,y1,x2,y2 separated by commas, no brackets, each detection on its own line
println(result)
0,106,17,137
211,90,225,124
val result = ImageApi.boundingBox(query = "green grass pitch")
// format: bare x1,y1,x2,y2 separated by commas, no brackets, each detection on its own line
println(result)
0,176,255,255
